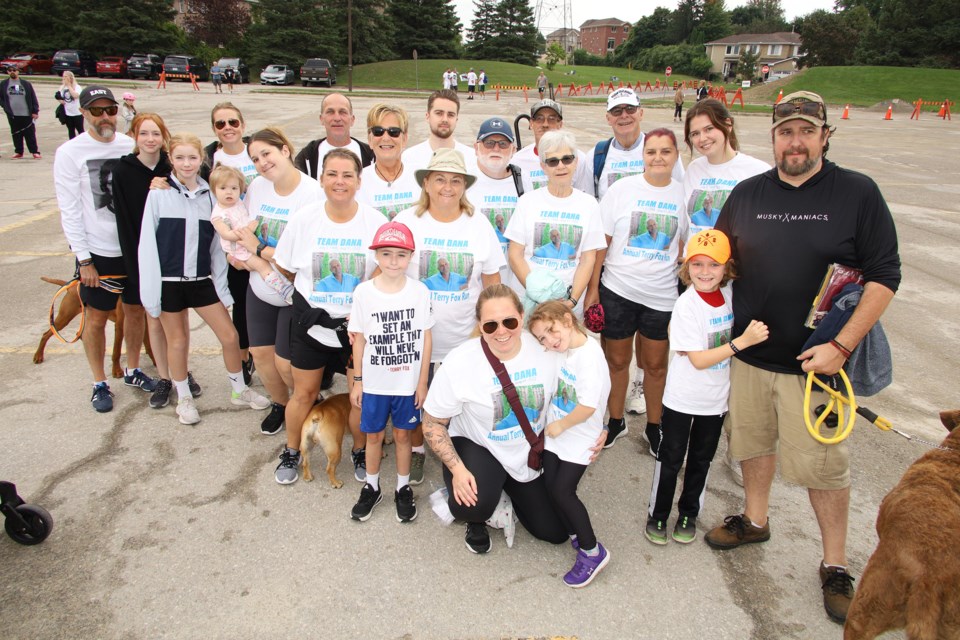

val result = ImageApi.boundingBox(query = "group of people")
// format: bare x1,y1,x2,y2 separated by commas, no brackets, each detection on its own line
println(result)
442,68,487,100
52,82,900,619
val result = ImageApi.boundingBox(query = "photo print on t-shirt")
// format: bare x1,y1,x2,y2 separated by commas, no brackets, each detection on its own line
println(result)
552,379,578,414
627,211,677,251
687,189,730,230
419,250,473,293
482,207,512,250
606,159,644,188
87,158,121,218
312,252,365,294
532,222,581,264
255,217,288,248
491,384,545,436
707,325,734,370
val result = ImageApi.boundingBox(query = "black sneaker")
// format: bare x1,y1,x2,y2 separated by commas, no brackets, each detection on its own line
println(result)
395,485,417,523
643,422,662,459
465,522,491,554
187,371,202,398
242,355,255,386
351,483,382,521
260,402,285,435
149,378,172,409
603,419,628,449
352,448,367,482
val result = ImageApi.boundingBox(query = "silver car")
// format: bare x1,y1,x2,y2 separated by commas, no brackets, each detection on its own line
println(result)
260,64,295,85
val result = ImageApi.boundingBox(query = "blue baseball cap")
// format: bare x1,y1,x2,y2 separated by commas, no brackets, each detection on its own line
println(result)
477,117,515,143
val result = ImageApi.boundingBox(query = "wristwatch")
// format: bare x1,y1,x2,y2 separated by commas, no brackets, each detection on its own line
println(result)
565,285,577,305
256,242,266,258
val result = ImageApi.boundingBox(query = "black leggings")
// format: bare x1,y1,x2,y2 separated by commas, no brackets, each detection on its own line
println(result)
648,405,724,521
443,437,567,544
674,104,683,119
542,450,596,549
65,114,84,139
227,265,250,350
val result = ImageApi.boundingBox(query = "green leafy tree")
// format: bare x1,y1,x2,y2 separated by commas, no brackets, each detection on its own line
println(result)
185,0,251,48
614,7,673,65
694,0,733,44
671,0,705,44
487,0,538,65
71,0,181,55
466,0,498,58
0,0,65,53
737,47,759,81
796,7,871,67
243,0,337,70
733,0,790,33
389,0,462,59
544,42,565,69
632,44,713,77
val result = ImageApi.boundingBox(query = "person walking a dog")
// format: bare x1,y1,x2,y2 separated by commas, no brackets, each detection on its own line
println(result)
705,91,901,624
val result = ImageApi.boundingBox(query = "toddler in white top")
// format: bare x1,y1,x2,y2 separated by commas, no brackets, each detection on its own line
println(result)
208,164,294,303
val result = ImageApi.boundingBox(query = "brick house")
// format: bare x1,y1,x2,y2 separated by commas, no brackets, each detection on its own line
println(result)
578,18,631,57
546,28,580,57
703,32,802,80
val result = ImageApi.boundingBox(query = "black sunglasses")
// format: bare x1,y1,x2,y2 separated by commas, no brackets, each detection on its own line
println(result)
542,154,576,168
608,105,639,117
481,317,521,334
87,105,119,117
214,118,242,130
369,126,403,138
481,139,512,149
773,100,825,123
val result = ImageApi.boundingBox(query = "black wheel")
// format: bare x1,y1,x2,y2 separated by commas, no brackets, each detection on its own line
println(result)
5,504,54,545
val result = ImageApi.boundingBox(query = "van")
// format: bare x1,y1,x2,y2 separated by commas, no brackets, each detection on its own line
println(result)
163,55,209,82
52,49,98,77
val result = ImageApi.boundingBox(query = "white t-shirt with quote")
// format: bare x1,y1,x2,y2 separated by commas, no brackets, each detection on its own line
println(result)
682,152,770,236
546,336,610,465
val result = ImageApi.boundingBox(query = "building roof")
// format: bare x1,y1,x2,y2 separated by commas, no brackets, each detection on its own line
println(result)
546,28,580,38
705,31,801,46
579,18,631,29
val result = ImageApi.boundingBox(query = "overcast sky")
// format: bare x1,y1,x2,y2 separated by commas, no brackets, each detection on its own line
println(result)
454,0,837,35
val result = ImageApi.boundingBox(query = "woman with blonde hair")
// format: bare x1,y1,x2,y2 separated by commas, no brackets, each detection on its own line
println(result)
56,70,83,138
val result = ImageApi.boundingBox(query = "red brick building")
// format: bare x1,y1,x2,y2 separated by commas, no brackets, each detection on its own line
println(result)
578,18,631,57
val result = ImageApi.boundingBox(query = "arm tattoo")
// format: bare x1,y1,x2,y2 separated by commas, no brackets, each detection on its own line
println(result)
422,411,462,470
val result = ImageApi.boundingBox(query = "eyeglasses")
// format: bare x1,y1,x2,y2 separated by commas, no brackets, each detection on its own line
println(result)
369,126,403,138
214,118,242,130
481,317,521,334
542,154,576,168
773,100,825,123
87,105,119,117
608,105,639,117
532,114,561,124
481,139,512,149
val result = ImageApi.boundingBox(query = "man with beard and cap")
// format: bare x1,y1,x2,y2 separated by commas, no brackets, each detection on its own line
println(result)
511,99,591,194
401,89,476,175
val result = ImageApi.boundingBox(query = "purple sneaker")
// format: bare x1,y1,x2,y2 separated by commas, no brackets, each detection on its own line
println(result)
563,542,610,588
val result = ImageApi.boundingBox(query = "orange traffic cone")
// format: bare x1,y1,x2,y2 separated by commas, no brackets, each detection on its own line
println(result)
775,89,783,104
883,105,893,120
938,102,946,118
841,104,850,120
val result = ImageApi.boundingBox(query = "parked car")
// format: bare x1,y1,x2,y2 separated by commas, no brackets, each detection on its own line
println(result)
260,64,295,86
216,57,249,83
1,53,53,75
96,56,128,78
52,49,98,77
162,55,209,82
127,53,163,80
300,58,336,87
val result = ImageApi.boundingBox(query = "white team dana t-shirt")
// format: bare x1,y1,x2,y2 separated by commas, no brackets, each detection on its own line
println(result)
599,174,688,312
504,187,606,305
347,277,434,396
424,333,561,483
662,286,734,416
585,133,686,200
401,140,477,176
468,170,521,280
682,153,770,237
244,172,323,306
213,147,257,184
394,207,505,362
512,144,592,195
546,336,611,465
357,163,420,220
273,203,382,347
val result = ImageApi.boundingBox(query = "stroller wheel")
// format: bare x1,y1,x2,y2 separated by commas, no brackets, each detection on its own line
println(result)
5,504,53,545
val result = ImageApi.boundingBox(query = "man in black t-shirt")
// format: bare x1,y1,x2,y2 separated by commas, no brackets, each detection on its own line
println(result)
705,91,901,625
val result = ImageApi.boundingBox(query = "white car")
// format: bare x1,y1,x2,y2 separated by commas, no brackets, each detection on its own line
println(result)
260,64,295,85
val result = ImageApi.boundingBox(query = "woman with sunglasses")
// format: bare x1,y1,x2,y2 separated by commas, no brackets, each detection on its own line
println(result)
586,128,688,456
505,130,605,315
234,127,323,440
358,103,419,220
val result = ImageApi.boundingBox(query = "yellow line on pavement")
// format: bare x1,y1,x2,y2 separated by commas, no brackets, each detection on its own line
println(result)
0,208,59,235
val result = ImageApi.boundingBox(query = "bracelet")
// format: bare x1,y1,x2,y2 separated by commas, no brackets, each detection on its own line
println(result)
729,340,740,354
353,375,362,382
829,339,852,359
256,242,266,258
78,259,93,267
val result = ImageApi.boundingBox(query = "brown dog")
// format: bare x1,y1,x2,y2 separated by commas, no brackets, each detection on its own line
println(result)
300,393,352,487
844,411,960,640
33,277,155,378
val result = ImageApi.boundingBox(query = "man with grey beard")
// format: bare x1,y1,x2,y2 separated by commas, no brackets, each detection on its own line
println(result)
54,86,144,414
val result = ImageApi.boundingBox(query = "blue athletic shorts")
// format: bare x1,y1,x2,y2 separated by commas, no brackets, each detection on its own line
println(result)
360,393,420,433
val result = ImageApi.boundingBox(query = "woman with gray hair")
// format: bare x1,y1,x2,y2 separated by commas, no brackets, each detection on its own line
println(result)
505,130,605,315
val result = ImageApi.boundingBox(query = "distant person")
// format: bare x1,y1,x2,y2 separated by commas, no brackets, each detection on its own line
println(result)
1,65,41,159
478,69,487,99
673,85,684,122
210,62,223,94
450,68,459,92
537,71,547,98
467,68,477,100
697,80,708,102
295,93,373,179
442,68,451,90
118,92,136,135
57,70,83,139
223,66,238,93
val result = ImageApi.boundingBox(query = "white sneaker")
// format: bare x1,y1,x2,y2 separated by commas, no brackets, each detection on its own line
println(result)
626,377,647,415
232,387,271,410
177,397,201,425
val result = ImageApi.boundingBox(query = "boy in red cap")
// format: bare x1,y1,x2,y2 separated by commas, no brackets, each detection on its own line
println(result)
347,222,434,523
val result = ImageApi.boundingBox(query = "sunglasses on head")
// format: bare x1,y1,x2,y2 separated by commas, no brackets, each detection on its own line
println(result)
608,105,639,117
481,317,521,334
214,118,242,130
543,154,576,168
369,126,403,138
773,100,825,123
481,138,512,149
87,105,118,117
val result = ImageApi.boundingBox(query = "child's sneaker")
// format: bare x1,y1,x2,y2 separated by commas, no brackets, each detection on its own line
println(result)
672,515,697,544
275,447,300,485
409,451,425,485
395,485,417,522
352,448,366,482
645,516,668,545
563,543,610,588
231,388,270,410
351,483,382,521
187,371,202,398
124,368,158,392
176,397,201,425
150,378,172,408
465,522,491,554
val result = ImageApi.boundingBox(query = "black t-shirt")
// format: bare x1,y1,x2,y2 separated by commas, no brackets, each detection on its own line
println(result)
714,160,901,374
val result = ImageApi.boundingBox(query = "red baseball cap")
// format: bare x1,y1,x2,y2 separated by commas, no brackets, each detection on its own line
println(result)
369,221,415,251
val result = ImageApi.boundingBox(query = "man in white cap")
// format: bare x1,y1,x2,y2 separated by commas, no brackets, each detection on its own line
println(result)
402,89,477,175
54,85,156,413
511,99,591,194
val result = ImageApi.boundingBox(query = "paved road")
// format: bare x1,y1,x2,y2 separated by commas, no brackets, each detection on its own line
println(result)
1,81,955,639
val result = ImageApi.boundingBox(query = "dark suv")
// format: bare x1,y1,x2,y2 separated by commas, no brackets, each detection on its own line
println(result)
163,55,209,81
300,58,336,87
52,49,98,77
216,57,250,83
127,53,163,80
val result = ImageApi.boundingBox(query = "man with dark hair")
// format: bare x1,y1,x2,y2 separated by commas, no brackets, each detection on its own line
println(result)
401,89,476,174
0,66,41,159
294,93,373,179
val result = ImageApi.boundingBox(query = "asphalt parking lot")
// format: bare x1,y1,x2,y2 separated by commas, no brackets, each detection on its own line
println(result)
1,79,957,639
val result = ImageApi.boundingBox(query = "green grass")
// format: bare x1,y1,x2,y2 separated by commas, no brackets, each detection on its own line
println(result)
770,66,959,109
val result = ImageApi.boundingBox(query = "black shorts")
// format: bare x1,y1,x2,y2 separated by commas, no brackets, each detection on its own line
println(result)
289,304,351,372
599,281,671,341
160,279,220,313
245,285,292,360
78,254,139,311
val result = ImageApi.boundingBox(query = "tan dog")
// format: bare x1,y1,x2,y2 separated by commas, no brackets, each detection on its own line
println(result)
844,410,960,640
34,277,155,378
300,393,352,487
